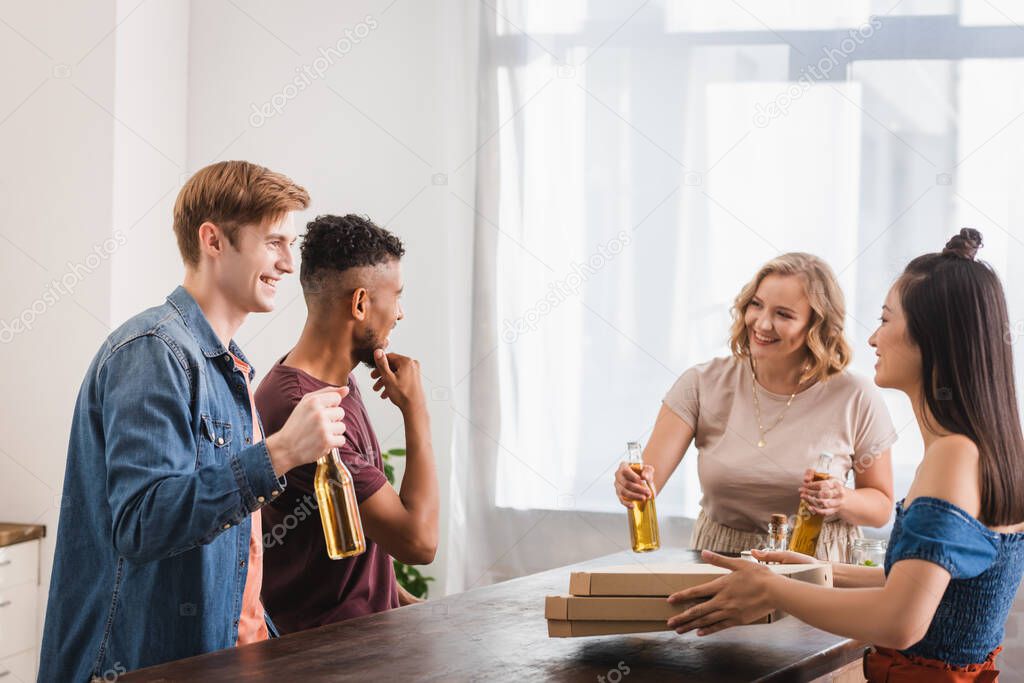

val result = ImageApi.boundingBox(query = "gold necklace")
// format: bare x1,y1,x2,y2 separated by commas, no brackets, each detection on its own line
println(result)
750,361,801,448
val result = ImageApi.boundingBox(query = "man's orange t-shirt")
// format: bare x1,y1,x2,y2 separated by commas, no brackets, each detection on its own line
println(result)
232,354,269,645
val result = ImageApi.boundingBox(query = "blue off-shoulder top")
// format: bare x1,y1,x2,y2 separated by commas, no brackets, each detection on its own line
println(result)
884,496,1024,666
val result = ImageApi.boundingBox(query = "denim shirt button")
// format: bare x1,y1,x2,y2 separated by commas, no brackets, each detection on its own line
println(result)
257,496,265,503
222,523,231,530
271,490,280,497
217,437,225,446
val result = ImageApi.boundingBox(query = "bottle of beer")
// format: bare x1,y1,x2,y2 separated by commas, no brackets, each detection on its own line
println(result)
789,452,833,556
625,441,660,552
314,448,366,559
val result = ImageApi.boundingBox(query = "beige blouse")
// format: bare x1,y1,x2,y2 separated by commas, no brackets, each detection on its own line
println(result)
663,355,898,533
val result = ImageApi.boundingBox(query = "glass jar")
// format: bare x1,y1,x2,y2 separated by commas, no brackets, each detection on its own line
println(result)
767,513,789,552
851,538,887,567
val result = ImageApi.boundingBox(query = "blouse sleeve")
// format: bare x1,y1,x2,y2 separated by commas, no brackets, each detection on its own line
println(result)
662,366,700,430
890,497,999,579
852,382,899,459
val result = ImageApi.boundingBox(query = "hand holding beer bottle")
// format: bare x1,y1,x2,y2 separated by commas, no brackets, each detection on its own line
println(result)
789,452,834,556
616,441,661,552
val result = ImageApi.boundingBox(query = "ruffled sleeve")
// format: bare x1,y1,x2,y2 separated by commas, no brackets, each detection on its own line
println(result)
890,497,999,579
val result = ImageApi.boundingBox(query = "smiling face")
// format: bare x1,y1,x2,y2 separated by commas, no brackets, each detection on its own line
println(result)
743,274,813,364
214,213,297,314
352,259,405,367
868,284,922,393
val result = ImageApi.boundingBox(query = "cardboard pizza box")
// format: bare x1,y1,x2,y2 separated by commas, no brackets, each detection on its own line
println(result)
568,561,831,597
545,595,779,624
547,619,670,638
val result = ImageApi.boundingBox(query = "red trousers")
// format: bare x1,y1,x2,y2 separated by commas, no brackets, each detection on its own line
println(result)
864,646,1002,682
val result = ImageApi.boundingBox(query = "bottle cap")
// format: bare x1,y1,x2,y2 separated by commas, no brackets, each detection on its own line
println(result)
770,513,788,526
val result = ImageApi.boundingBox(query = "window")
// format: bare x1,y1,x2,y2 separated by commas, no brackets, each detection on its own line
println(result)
490,2,1024,516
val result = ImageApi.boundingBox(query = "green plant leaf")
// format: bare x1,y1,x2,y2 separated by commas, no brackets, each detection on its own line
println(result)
393,559,434,599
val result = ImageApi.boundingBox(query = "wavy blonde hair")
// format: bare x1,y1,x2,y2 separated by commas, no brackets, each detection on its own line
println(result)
729,252,852,384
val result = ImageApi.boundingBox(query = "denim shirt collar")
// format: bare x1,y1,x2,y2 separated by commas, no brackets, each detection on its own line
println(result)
166,286,255,379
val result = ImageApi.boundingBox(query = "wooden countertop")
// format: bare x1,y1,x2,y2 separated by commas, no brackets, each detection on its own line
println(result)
0,522,45,548
123,548,867,682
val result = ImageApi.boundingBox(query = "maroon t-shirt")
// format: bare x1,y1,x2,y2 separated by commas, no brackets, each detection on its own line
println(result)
254,357,399,634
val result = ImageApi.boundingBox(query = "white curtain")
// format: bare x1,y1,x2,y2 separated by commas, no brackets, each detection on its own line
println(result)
446,0,1024,603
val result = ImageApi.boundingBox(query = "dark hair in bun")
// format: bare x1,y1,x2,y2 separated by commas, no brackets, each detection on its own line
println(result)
895,227,1024,527
941,227,983,260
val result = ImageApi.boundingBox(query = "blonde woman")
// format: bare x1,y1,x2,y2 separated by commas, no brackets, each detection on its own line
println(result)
615,253,897,561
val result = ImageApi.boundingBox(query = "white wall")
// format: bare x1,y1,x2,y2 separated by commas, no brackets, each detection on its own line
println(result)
0,0,119,655
110,0,191,324
0,0,479,644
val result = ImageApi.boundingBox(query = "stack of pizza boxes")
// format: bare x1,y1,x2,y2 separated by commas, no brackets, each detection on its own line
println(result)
546,562,832,637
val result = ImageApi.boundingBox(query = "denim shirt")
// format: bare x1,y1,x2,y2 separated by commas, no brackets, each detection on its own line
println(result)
38,287,286,682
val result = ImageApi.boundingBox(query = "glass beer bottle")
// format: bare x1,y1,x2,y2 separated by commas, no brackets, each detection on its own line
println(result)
314,448,366,559
788,452,833,556
625,441,660,552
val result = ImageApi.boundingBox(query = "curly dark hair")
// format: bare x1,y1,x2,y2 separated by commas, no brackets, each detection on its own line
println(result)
299,214,405,293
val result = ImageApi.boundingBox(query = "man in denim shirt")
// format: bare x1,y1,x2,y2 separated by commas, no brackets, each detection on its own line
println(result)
39,161,351,681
